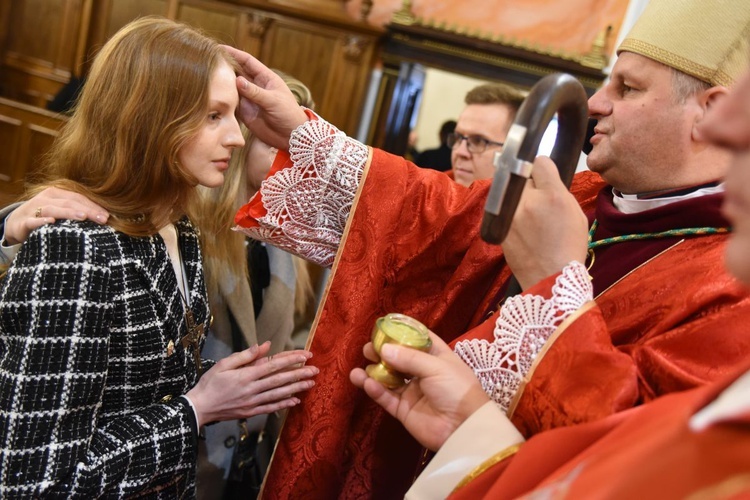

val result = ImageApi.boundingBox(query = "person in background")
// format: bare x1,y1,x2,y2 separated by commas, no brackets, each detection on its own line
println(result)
0,17,316,497
352,55,750,499
450,83,525,186
414,119,456,172
226,0,750,497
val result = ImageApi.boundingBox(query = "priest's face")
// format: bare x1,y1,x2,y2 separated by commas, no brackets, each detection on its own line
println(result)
587,52,699,194
700,69,750,286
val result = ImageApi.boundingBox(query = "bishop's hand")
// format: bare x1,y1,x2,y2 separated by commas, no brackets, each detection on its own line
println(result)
222,45,308,151
502,156,589,290
350,332,490,452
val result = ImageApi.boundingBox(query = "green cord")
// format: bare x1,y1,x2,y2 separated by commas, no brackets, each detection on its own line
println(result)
587,219,731,250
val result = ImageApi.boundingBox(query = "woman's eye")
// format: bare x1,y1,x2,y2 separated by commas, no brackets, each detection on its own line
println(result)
209,113,221,121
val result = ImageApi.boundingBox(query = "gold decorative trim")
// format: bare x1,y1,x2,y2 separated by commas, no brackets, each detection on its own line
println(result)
595,240,685,300
581,25,613,69
507,300,597,418
451,443,523,494
303,146,375,352
360,0,374,22
686,474,750,500
391,0,416,25
393,16,610,71
390,33,603,89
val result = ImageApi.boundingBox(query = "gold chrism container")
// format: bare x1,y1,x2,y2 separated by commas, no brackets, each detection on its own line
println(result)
365,313,432,389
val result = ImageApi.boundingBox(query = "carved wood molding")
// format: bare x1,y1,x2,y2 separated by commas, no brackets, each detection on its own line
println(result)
389,12,613,73
342,35,369,62
246,12,272,38
382,21,607,93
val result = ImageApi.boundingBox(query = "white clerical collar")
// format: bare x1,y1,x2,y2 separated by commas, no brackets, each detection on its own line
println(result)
611,183,725,214
690,368,750,431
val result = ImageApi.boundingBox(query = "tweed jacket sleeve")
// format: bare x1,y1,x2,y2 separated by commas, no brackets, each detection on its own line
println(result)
0,221,198,498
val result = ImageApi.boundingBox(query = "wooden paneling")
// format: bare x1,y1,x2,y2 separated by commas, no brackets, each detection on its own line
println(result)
1,0,88,107
104,0,169,39
176,1,243,46
0,98,66,200
0,0,381,148
258,17,377,134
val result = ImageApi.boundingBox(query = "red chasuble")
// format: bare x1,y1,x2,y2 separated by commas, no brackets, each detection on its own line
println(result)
245,150,750,499
449,362,750,500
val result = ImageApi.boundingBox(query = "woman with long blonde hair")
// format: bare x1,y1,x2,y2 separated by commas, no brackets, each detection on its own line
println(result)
0,17,316,497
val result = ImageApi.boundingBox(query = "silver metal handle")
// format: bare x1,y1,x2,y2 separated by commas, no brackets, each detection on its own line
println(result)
480,73,588,244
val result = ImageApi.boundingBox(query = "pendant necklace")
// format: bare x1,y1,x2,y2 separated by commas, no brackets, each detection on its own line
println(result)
172,226,205,377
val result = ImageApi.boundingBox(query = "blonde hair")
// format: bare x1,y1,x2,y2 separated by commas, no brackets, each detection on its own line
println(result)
31,16,233,236
193,71,315,315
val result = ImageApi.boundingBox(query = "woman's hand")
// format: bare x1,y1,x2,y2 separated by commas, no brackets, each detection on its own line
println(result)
222,45,308,150
187,341,318,426
5,187,109,245
350,332,490,451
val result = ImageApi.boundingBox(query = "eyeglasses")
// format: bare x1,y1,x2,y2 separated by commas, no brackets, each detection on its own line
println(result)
447,132,504,154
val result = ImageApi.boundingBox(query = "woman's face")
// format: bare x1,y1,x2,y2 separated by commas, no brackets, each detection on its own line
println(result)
178,60,245,188
245,137,278,193
700,70,750,285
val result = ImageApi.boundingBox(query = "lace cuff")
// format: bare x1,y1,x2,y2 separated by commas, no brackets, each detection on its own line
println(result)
454,261,593,413
237,114,369,267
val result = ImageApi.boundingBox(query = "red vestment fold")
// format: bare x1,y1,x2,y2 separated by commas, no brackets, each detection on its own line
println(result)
253,149,750,499
449,361,750,500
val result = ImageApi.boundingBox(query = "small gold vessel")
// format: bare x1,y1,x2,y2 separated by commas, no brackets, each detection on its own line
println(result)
366,313,432,389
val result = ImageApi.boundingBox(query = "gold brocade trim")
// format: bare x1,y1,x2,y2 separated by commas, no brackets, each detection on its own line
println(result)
302,146,375,351
389,34,603,90
450,443,523,494
594,239,685,300
392,16,610,71
506,235,726,418
686,473,750,500
507,300,597,418
257,147,374,499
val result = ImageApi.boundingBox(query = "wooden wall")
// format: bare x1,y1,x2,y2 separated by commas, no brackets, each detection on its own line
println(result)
0,98,66,203
0,0,382,135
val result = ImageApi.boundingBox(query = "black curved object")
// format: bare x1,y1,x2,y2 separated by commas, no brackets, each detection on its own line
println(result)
480,73,589,244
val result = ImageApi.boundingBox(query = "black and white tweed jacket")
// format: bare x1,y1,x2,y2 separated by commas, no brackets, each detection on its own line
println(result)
0,217,210,498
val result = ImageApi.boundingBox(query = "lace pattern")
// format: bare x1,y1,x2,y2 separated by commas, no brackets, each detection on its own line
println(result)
455,261,593,413
242,116,369,267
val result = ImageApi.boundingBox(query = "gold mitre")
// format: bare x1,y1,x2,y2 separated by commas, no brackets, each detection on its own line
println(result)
618,0,750,87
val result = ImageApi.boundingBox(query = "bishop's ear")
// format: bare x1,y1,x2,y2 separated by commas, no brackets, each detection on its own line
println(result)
692,86,730,143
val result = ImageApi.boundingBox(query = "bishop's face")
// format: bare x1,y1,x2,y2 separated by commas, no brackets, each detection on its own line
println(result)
700,69,750,286
586,52,699,194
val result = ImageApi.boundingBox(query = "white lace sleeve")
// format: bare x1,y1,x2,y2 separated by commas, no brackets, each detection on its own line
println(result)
454,261,593,414
240,115,369,267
